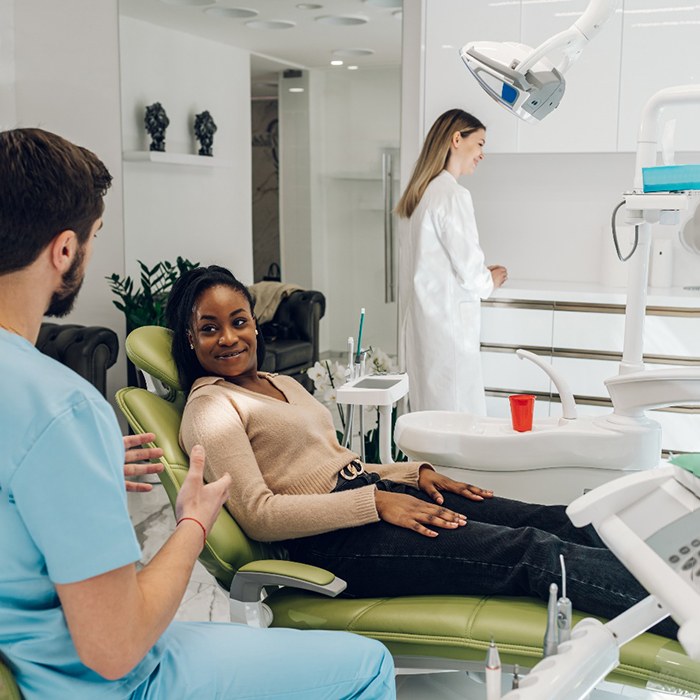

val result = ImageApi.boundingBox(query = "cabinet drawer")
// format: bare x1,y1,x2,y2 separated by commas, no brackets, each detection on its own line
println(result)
481,305,553,347
644,315,700,359
553,311,624,353
651,409,700,454
551,356,619,399
482,350,552,394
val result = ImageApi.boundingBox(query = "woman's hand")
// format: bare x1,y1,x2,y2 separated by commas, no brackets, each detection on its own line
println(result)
123,433,164,492
488,265,508,288
374,490,467,538
418,466,493,506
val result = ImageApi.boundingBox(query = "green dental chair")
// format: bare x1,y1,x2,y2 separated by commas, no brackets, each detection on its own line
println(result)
115,326,700,695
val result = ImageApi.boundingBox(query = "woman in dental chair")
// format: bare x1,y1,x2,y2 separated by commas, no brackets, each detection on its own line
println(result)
168,265,675,638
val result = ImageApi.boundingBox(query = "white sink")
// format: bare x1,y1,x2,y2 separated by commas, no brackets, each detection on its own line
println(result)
394,410,663,504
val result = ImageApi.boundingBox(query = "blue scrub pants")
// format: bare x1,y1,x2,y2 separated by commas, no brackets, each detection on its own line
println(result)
131,622,395,699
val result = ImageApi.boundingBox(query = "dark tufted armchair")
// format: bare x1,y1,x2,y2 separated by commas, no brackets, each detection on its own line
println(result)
258,290,325,391
36,323,119,398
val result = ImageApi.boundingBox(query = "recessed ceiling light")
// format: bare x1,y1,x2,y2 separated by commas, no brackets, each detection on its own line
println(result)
296,3,323,8
315,15,368,26
204,7,258,18
332,48,374,58
289,87,305,93
160,0,212,6
330,59,344,66
347,65,359,70
246,19,296,29
365,0,402,7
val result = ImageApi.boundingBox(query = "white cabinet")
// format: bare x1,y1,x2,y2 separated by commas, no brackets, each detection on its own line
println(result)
481,296,700,453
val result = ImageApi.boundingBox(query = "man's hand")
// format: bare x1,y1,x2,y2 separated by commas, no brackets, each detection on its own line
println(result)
123,433,164,492
175,445,231,537
418,466,493,506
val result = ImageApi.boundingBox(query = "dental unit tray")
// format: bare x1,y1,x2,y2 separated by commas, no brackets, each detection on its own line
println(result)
335,373,409,407
642,164,700,192
567,462,700,658
500,463,700,699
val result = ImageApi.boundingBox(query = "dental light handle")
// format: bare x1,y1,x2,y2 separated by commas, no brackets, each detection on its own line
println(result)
516,349,577,420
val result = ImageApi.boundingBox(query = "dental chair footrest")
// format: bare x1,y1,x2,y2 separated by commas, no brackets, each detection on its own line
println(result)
264,591,699,693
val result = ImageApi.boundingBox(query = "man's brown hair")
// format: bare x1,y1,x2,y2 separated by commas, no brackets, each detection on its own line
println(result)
0,128,112,274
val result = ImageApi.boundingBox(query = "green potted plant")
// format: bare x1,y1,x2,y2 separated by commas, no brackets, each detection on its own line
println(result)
106,257,199,333
107,257,199,386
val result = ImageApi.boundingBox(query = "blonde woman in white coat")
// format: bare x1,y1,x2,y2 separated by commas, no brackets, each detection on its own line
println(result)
396,109,507,414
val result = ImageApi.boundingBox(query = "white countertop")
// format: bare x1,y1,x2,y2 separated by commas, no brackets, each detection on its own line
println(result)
489,279,700,308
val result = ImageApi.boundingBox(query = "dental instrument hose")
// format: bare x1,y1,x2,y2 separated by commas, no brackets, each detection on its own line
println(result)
611,200,640,262
557,554,572,644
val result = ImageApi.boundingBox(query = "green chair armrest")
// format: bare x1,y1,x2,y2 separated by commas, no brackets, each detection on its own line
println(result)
231,560,347,602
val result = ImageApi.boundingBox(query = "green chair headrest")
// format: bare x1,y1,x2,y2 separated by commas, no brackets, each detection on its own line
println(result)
125,326,182,392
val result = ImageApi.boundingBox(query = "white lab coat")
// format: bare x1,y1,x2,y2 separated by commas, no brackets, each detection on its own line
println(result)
398,170,494,414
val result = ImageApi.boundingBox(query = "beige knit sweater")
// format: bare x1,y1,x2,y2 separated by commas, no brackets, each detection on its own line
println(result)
179,374,423,542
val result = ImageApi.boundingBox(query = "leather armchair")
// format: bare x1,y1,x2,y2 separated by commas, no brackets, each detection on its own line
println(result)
36,323,119,398
259,290,325,390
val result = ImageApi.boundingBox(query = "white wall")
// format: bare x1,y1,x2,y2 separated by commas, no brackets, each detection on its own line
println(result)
120,16,253,284
12,0,127,407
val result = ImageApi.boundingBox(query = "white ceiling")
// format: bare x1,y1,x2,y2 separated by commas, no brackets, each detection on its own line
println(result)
119,0,403,96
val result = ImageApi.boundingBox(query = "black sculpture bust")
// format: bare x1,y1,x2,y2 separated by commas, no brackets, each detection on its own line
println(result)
194,111,217,157
144,102,170,152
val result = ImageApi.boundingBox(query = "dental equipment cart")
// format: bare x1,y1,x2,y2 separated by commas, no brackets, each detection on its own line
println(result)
336,373,409,464
501,460,700,699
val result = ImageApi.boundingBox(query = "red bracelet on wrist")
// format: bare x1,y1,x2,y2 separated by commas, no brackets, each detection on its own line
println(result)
176,516,207,549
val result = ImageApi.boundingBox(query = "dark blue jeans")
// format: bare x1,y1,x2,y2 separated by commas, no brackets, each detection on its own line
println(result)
284,472,677,638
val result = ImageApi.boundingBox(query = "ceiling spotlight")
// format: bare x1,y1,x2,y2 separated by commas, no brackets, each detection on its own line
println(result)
315,15,368,26
289,87,305,93
246,19,296,29
203,7,258,18
348,65,359,70
365,0,402,7
330,59,344,66
332,48,374,58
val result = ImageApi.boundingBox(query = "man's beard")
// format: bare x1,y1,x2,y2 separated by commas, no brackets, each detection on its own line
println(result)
46,246,86,318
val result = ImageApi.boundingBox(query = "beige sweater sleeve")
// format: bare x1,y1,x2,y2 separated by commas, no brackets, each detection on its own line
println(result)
366,461,425,486
181,394,380,542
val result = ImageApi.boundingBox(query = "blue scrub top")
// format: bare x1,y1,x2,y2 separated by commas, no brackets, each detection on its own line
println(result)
0,330,165,699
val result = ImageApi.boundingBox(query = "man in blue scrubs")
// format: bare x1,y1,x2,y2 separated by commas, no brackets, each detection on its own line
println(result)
0,128,395,699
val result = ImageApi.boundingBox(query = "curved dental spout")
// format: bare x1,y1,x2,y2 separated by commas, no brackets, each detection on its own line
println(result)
516,349,578,420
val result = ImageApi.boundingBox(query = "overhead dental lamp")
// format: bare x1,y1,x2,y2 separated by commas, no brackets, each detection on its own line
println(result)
460,0,617,121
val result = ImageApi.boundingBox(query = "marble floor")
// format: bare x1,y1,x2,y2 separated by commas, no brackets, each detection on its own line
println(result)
127,483,689,700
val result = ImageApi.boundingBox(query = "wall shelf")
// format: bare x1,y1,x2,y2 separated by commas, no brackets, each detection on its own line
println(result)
123,151,233,168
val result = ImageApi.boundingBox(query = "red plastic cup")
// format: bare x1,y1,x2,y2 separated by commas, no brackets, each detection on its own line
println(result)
509,394,535,432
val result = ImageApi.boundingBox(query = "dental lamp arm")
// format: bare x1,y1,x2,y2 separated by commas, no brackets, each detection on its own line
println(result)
519,0,617,76
516,349,577,420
